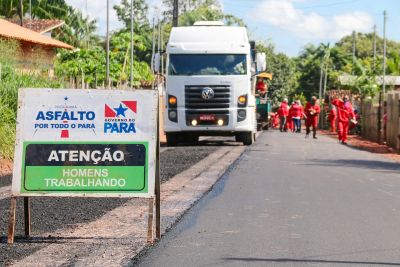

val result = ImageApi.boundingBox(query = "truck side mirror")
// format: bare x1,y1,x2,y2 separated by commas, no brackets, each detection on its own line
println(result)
256,52,266,72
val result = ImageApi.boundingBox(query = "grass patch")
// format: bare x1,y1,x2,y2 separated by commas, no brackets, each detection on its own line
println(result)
0,40,64,160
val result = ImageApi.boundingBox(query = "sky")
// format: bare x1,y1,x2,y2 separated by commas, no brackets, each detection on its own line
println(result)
65,0,400,57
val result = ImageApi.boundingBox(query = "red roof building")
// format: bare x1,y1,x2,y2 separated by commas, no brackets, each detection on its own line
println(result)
0,18,73,74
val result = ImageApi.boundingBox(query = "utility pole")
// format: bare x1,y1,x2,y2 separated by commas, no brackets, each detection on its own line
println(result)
29,0,32,21
106,0,110,88
85,0,89,48
130,0,134,87
172,0,179,27
383,10,387,95
373,24,377,70
352,30,356,75
319,62,324,101
151,18,156,89
323,48,330,98
156,19,161,86
19,0,23,26
161,24,164,76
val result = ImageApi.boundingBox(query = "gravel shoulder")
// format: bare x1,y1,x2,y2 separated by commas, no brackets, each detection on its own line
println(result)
321,131,400,163
0,145,219,266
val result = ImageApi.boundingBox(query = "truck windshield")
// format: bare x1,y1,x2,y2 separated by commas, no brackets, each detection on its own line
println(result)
169,54,247,76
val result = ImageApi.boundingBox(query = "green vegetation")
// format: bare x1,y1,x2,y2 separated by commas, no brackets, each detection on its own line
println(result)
0,40,64,159
295,33,400,100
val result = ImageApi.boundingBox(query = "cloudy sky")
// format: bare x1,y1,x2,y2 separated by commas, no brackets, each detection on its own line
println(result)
65,0,400,56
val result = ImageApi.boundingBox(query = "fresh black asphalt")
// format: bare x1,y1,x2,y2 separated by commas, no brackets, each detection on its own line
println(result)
0,145,219,265
134,130,400,267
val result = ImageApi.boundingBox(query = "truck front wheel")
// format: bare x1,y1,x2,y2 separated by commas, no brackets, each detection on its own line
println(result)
166,133,178,146
236,132,255,146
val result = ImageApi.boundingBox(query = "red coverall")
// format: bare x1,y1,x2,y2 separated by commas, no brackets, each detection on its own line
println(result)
305,103,320,128
278,103,289,131
287,110,293,131
273,113,280,128
332,99,355,142
290,104,303,118
329,107,337,132
290,104,303,132
256,81,267,95
305,102,320,137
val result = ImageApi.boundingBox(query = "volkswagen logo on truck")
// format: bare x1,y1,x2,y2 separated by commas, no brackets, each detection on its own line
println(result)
201,87,214,100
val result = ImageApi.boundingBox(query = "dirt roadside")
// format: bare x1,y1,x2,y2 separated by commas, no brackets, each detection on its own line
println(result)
321,131,400,163
0,158,12,177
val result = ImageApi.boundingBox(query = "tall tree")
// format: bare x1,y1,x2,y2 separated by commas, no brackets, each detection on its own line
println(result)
161,0,221,23
114,0,149,28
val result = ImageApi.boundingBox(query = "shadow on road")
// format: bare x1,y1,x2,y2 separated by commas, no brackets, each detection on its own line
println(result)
222,257,400,266
303,159,400,173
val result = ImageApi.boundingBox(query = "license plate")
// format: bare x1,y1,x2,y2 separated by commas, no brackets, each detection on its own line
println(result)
199,114,215,121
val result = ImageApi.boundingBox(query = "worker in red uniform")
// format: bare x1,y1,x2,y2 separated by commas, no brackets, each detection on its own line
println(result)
305,96,320,139
287,102,294,132
278,99,289,132
328,105,337,133
272,112,280,128
290,100,303,133
331,95,356,145
256,78,267,96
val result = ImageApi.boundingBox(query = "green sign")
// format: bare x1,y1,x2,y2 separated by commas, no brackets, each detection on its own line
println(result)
21,142,148,194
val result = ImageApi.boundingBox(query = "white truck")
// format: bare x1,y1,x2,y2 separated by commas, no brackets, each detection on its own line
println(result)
164,21,263,146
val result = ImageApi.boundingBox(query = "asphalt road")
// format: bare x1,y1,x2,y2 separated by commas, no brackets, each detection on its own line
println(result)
135,130,400,267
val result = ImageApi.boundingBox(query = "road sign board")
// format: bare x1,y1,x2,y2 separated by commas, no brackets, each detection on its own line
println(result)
11,89,158,198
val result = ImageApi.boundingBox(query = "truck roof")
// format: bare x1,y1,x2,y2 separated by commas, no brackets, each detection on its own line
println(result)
167,26,249,54
169,26,248,45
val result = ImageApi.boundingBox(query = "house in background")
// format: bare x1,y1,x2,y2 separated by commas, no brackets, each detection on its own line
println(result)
0,18,72,75
7,18,65,38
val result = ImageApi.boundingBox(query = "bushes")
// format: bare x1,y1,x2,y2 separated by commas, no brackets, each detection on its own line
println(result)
0,40,64,160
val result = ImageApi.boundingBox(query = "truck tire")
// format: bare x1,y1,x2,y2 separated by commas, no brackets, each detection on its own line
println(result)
235,133,243,143
262,123,270,130
242,132,255,146
166,133,178,146
184,134,199,144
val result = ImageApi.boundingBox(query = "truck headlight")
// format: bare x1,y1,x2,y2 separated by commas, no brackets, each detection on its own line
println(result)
169,110,177,119
238,109,247,122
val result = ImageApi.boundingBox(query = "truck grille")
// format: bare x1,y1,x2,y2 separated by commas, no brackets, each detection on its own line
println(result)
184,85,231,126
185,85,231,109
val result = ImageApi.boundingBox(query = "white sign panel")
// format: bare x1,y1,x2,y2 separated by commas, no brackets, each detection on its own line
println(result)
12,89,158,198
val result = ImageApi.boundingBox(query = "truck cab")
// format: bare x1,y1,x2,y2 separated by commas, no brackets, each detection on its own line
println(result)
164,21,258,146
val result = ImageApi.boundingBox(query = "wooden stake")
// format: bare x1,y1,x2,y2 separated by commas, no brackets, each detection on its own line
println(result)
147,198,154,244
155,94,161,239
24,197,31,237
7,197,17,244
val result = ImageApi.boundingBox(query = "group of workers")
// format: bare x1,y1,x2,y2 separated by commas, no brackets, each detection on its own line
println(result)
271,95,358,144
